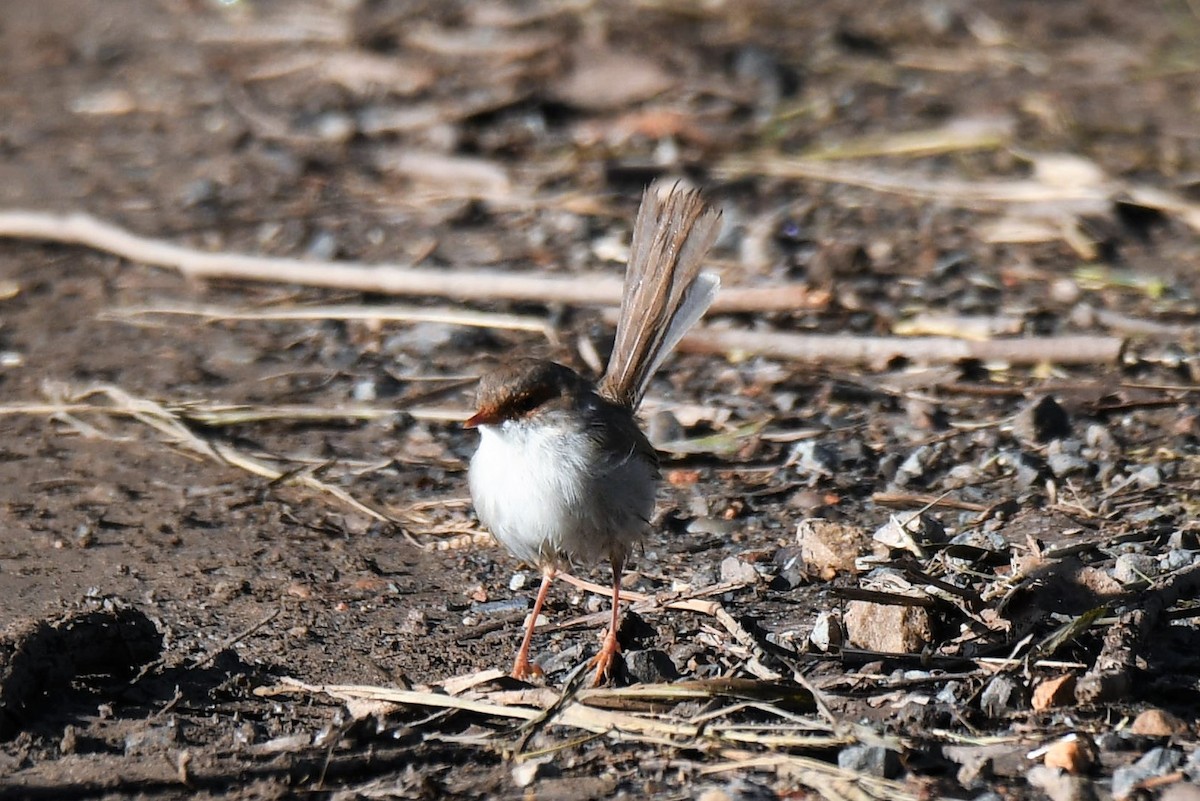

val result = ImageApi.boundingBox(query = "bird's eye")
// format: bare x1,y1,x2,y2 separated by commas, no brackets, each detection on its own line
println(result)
507,392,541,417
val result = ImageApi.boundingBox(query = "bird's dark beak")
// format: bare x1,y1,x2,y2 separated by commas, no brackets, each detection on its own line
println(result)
463,409,497,429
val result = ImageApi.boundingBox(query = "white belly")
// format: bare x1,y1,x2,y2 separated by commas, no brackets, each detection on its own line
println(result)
468,419,656,567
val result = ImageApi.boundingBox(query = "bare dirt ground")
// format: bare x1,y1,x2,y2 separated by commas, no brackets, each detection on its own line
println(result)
3,1,1200,799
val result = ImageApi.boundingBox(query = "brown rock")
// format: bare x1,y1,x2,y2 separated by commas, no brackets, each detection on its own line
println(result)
1043,734,1094,774
1032,674,1077,711
1130,708,1189,737
797,519,865,579
844,601,931,653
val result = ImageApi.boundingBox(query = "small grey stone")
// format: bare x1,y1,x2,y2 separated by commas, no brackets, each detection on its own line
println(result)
1129,465,1162,489
1085,424,1117,453
472,598,528,616
809,611,842,652
980,675,1018,717
690,517,738,536
352,378,377,402
895,445,937,486
1047,452,1088,478
720,556,759,585
837,744,901,778
936,681,963,704
1114,553,1157,584
1164,549,1198,571
1169,529,1200,550
512,757,558,788
537,644,584,676
125,722,178,756
1184,746,1200,781
1113,748,1184,799
944,463,982,488
305,229,339,260
790,440,840,481
384,323,459,356
623,649,679,683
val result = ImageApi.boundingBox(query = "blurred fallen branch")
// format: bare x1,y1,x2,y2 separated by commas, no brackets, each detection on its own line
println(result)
0,210,825,313
715,154,1200,233
679,328,1123,367
101,302,556,341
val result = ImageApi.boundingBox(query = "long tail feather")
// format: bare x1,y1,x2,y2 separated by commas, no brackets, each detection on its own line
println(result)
600,182,721,409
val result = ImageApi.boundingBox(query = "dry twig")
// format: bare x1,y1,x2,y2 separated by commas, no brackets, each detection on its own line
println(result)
680,328,1123,367
0,210,823,313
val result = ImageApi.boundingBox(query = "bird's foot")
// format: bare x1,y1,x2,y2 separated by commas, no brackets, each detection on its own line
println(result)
588,630,621,687
510,655,545,682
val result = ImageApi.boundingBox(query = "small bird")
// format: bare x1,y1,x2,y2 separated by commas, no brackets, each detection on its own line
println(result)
464,182,721,685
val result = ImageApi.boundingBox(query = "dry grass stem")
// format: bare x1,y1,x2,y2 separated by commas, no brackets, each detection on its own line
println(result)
715,154,1200,234
5,384,405,527
680,328,1124,366
103,302,556,340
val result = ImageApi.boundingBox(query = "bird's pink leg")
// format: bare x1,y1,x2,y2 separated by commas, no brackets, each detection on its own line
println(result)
589,557,624,686
511,567,555,680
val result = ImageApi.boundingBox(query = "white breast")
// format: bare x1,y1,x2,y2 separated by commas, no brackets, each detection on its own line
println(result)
468,416,656,567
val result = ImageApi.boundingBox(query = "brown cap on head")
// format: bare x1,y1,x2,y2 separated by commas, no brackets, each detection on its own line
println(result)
464,359,590,428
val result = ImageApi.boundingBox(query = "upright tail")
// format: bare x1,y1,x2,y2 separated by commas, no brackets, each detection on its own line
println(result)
599,181,721,409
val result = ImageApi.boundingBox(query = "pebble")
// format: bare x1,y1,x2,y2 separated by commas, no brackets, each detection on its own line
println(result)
843,601,930,653
1114,553,1157,584
1047,451,1089,478
936,680,963,704
125,722,178,756
508,572,528,591
1043,734,1095,773
537,644,584,676
471,599,528,616
1164,549,1198,571
352,378,377,402
690,516,738,536
1032,674,1076,711
873,513,945,554
512,757,556,788
1128,465,1162,489
808,610,842,652
771,546,806,590
789,440,840,481
720,556,759,585
797,519,864,578
623,649,679,683
893,445,939,486
980,675,1019,717
837,744,901,778
1112,748,1183,800
305,229,339,260
1130,708,1189,737
384,323,459,356
1085,423,1117,453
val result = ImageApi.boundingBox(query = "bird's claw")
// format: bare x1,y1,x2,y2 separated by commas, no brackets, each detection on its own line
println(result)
588,633,622,687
